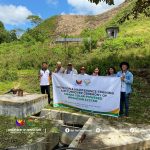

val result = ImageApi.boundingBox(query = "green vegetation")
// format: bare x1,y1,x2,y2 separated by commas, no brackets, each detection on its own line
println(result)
21,16,58,42
27,15,43,26
0,68,18,82
0,0,149,124
0,21,17,44
0,1,149,80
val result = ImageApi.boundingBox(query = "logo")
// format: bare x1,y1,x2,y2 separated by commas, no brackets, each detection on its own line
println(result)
65,128,70,133
76,80,82,85
75,79,91,86
16,119,25,126
96,127,101,133
84,79,91,85
26,118,34,127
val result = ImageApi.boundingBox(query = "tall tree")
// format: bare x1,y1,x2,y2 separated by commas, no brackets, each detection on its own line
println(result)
27,15,42,26
0,21,9,44
89,0,114,5
0,21,5,30
9,30,18,41
0,21,18,43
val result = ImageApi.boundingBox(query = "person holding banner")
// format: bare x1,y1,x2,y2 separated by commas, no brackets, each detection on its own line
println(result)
39,62,51,104
92,67,100,76
64,63,78,75
80,67,88,75
54,61,65,74
116,62,133,117
107,66,116,77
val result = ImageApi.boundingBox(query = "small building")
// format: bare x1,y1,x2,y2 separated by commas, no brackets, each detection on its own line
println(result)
106,27,119,38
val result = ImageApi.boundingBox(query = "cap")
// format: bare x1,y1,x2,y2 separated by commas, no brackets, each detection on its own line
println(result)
68,63,72,66
57,61,61,65
80,67,86,70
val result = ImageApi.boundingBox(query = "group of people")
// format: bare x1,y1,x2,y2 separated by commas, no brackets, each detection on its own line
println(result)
54,62,115,76
39,61,133,118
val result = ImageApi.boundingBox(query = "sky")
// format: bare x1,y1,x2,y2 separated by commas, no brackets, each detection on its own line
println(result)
0,0,125,31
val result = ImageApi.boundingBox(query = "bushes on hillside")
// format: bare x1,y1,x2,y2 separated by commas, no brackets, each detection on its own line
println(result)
0,21,18,44
102,37,144,51
0,69,18,81
21,29,46,43
83,38,98,52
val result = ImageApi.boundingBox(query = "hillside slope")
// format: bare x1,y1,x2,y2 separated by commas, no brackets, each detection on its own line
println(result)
32,1,127,37
0,0,149,89
55,2,126,35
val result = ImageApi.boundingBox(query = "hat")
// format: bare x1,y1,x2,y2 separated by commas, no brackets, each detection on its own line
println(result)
80,67,86,70
57,61,61,65
68,63,72,66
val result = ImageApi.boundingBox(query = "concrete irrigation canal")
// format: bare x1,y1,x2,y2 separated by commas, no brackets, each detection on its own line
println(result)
0,94,150,150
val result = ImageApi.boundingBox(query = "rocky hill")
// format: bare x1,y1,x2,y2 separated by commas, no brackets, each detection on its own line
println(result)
33,1,127,38
55,2,127,35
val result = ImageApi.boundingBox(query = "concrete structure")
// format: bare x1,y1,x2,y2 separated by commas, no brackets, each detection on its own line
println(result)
40,109,89,125
72,117,150,150
106,26,119,38
0,94,48,118
31,109,150,149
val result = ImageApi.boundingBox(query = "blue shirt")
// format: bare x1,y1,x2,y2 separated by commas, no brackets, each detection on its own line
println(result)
116,70,133,94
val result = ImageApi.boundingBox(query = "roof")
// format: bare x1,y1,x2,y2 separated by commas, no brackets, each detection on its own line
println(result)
106,26,119,31
55,38,83,43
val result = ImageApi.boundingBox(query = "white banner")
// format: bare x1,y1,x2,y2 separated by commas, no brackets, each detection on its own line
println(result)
52,73,121,117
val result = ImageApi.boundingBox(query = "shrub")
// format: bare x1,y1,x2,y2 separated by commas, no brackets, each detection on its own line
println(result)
0,69,18,81
102,37,144,51
83,38,97,52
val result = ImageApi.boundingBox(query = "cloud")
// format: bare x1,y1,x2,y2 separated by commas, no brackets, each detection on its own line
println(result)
47,0,58,5
67,0,125,15
0,4,32,25
60,12,66,15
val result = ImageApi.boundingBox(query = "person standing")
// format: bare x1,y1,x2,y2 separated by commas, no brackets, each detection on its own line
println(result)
107,66,116,77
54,61,65,74
80,67,88,75
39,62,51,104
92,68,100,76
64,63,78,75
116,62,133,117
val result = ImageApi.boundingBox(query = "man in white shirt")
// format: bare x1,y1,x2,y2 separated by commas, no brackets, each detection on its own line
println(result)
39,62,51,104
